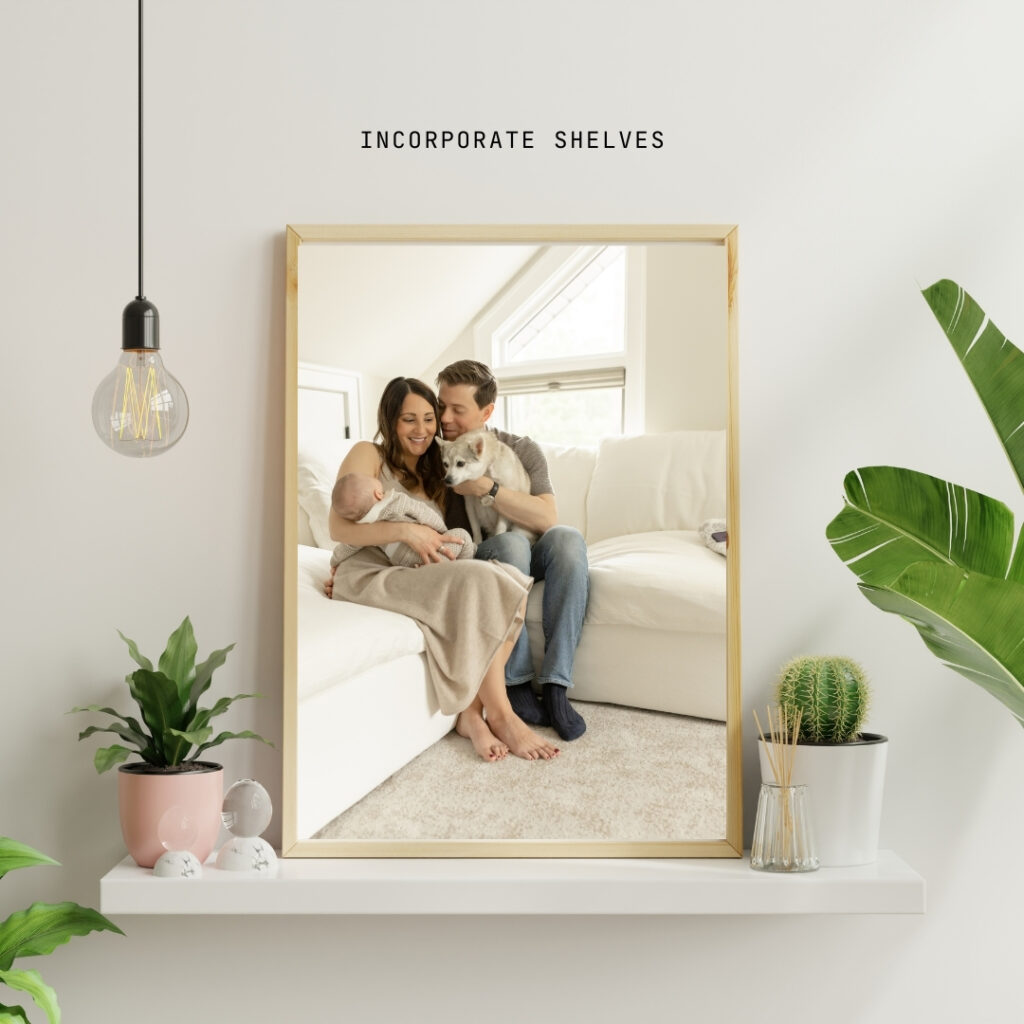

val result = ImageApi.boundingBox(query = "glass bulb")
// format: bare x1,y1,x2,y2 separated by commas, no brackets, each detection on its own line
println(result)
92,349,189,456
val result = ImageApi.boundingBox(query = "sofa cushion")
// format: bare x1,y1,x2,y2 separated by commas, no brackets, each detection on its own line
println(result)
526,530,726,635
537,442,598,536
585,431,726,543
298,439,355,549
297,544,424,699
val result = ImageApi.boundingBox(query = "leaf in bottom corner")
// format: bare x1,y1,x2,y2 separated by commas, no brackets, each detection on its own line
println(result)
0,1001,30,1024
0,902,123,971
0,969,58,1024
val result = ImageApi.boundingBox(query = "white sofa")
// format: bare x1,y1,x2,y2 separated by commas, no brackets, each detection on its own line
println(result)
294,430,727,838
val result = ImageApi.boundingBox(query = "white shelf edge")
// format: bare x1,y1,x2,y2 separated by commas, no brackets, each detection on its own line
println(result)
100,850,925,916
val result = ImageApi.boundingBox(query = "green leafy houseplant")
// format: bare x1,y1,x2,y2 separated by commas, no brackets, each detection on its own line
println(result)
0,837,122,1024
827,279,1024,728
72,616,273,772
776,655,871,743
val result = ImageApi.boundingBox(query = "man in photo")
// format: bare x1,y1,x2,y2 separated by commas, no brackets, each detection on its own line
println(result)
436,359,590,740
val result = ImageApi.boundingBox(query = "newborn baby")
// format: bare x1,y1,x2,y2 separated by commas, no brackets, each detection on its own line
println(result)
330,472,476,569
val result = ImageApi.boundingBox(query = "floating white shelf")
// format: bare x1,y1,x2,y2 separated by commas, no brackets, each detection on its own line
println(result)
100,850,924,915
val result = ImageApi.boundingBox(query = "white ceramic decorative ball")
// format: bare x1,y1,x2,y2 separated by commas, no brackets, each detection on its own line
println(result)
215,836,278,876
153,849,203,879
221,779,273,838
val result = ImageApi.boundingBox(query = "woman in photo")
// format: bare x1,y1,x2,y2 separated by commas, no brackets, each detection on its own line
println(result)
327,376,559,763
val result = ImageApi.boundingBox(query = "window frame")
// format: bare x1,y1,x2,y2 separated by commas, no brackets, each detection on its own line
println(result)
473,245,646,435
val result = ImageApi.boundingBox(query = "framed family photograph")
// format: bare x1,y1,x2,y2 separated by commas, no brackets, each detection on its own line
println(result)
282,224,741,857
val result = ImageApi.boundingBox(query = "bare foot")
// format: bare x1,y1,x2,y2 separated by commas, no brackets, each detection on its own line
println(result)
486,711,560,761
456,710,509,762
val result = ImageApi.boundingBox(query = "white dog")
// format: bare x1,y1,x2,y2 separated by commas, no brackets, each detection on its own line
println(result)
435,429,537,545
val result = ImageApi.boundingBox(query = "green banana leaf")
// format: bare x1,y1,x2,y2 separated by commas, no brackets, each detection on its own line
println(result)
923,279,1024,580
859,563,1024,725
828,279,1024,728
826,466,1013,586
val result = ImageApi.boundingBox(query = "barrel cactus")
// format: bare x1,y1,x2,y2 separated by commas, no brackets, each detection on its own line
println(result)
775,656,870,744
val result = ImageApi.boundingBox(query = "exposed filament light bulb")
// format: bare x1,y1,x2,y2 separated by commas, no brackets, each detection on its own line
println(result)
92,298,188,457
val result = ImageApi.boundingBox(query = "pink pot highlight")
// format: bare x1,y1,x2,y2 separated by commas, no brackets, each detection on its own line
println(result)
118,763,224,868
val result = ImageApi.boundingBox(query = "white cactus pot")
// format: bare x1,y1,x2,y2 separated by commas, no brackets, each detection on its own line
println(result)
758,733,888,867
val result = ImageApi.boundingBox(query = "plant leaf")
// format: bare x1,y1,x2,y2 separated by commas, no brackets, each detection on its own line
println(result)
0,902,123,972
0,969,59,1024
189,694,261,733
69,705,149,741
186,644,236,715
93,745,133,774
827,466,1013,587
922,280,1024,501
116,630,152,672
193,730,275,759
166,726,212,749
127,669,185,764
158,617,198,708
76,724,148,753
0,840,58,882
858,562,1024,726
0,1000,30,1024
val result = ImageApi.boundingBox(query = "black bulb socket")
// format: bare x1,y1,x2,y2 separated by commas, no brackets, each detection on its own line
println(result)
122,297,160,350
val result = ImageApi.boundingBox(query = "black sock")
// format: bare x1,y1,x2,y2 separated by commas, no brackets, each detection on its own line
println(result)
507,681,549,726
543,684,586,741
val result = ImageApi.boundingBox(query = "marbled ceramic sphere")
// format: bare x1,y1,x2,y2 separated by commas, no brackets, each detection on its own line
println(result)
215,836,278,876
153,849,203,879
221,779,273,838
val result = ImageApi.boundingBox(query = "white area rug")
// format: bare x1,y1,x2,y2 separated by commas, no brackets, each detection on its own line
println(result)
314,703,727,841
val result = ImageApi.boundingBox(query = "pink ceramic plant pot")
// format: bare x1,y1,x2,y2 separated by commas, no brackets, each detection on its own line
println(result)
118,762,224,868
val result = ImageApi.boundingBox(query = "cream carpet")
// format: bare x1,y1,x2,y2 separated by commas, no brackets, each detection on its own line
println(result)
313,703,727,842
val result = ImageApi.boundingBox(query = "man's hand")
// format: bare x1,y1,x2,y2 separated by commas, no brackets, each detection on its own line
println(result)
402,523,463,566
452,476,493,499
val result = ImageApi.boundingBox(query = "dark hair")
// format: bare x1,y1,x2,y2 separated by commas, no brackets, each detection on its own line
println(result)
375,377,446,506
435,359,498,409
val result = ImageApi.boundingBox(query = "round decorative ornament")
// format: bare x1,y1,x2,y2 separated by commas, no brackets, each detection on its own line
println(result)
221,779,273,838
153,849,203,879
215,836,278,876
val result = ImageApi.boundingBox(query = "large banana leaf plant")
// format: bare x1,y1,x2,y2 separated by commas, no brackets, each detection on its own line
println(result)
0,837,122,1024
827,279,1024,728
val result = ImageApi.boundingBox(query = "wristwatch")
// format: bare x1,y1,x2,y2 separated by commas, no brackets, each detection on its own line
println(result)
480,480,500,507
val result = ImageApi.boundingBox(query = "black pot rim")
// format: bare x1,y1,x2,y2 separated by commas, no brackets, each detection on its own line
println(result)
118,760,223,775
759,732,888,748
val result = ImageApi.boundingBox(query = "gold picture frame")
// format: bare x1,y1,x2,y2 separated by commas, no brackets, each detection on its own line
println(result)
283,224,741,857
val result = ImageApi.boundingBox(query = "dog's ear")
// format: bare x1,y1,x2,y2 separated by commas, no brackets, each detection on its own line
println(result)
473,436,485,456
433,435,445,449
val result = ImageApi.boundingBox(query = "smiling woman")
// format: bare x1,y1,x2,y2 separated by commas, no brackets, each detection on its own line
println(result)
283,224,741,858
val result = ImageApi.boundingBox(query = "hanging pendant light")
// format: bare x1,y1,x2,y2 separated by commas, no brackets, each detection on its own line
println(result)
93,0,188,456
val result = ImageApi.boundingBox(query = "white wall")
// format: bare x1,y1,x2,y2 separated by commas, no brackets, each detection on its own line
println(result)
644,243,728,431
2,1,1023,1020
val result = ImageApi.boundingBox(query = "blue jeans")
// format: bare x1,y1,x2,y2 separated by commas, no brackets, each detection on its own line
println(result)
475,526,589,689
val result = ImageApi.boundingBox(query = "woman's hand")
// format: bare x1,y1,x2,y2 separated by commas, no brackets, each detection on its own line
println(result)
402,523,464,566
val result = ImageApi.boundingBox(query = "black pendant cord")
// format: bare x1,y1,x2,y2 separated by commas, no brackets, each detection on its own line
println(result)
119,0,159,352
137,0,144,301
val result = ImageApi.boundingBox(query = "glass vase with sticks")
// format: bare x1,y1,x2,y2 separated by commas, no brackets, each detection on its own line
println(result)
751,705,819,872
